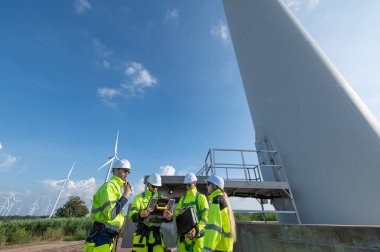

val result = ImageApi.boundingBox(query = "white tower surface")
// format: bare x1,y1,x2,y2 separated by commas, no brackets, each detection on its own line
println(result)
223,0,380,224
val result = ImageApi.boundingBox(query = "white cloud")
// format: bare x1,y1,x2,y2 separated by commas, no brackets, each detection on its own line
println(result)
74,0,92,14
102,60,110,69
284,0,320,14
97,87,121,99
93,38,113,58
133,165,176,194
0,144,20,172
93,41,158,105
119,62,158,96
41,177,96,208
97,87,121,107
124,62,157,87
164,8,179,23
134,178,146,194
159,165,176,176
211,21,230,43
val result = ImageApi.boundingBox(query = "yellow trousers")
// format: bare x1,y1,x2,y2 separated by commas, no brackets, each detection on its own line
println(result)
178,236,204,252
131,231,164,252
83,241,114,252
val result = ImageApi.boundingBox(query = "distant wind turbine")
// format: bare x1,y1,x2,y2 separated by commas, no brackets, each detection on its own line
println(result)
28,198,39,216
43,201,53,216
5,195,19,216
15,205,23,215
49,162,75,219
0,193,15,216
97,130,119,183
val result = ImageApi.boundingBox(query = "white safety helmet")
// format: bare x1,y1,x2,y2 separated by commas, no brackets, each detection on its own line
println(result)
147,173,162,187
112,159,131,170
184,173,198,184
207,174,224,190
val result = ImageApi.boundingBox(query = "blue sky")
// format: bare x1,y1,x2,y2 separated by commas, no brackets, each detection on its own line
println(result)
1,0,380,215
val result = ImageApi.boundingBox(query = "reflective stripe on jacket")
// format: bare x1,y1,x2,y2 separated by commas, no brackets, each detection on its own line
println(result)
174,187,209,236
203,189,233,252
90,175,127,232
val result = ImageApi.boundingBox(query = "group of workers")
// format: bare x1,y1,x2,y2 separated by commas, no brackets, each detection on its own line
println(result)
83,158,236,252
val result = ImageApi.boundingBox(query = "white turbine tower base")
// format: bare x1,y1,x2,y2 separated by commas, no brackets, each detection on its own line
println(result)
223,0,380,224
98,130,119,183
49,161,75,219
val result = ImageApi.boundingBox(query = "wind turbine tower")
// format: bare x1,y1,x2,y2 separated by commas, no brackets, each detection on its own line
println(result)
0,193,15,216
98,130,119,183
5,195,18,216
49,162,75,219
43,201,54,216
28,198,39,216
223,0,380,224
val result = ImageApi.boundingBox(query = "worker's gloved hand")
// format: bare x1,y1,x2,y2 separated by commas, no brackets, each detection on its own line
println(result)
163,210,173,221
186,228,196,240
140,208,153,218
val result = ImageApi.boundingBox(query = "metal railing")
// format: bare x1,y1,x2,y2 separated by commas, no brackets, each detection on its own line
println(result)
196,148,283,182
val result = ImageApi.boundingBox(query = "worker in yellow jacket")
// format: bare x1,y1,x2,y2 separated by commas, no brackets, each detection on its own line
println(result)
202,175,236,252
129,173,173,252
83,159,133,252
175,173,209,252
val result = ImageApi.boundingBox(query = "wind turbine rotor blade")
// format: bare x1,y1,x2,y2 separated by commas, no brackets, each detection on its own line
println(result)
114,130,119,157
67,161,75,179
97,158,114,171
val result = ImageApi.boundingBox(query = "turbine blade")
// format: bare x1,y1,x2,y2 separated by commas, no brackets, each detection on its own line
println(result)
97,158,114,171
67,161,75,179
114,130,119,157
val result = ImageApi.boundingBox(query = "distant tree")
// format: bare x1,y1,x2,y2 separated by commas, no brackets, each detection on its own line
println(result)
55,196,89,218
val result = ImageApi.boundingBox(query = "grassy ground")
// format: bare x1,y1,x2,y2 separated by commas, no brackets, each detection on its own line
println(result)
234,212,277,222
0,217,92,246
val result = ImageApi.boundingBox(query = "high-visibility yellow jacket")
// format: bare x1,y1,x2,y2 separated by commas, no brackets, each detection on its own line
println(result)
203,189,234,252
174,187,209,236
90,175,128,233
129,189,169,251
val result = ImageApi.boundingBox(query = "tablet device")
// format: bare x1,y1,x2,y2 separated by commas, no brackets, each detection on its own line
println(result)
147,197,158,210
166,198,175,211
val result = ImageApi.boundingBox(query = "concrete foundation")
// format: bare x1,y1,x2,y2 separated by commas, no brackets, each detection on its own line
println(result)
235,222,380,251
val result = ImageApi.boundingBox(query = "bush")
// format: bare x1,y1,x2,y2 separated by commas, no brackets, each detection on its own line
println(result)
64,229,88,241
7,228,32,244
44,227,64,240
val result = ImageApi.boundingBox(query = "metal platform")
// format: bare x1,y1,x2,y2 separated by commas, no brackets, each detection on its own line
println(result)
147,175,290,200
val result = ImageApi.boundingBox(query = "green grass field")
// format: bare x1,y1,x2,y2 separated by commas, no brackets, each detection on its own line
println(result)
0,213,276,246
0,217,92,246
234,212,277,222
